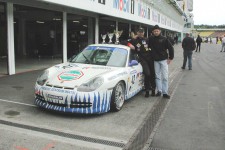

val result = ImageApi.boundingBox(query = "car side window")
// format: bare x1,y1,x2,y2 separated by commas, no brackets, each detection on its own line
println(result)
129,50,139,62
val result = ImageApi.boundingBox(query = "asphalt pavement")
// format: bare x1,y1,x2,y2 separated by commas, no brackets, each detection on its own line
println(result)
1,43,224,150
145,43,225,150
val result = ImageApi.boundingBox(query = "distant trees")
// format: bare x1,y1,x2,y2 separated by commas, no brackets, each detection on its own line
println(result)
194,24,225,29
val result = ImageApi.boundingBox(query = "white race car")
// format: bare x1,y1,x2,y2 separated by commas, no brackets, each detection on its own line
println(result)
34,44,143,114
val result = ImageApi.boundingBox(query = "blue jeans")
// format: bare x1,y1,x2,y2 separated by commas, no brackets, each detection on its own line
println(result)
182,51,193,69
221,43,225,52
154,60,168,94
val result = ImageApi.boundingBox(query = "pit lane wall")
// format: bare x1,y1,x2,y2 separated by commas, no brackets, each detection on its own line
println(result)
40,0,184,32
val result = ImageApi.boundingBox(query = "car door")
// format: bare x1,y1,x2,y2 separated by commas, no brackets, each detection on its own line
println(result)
126,51,143,98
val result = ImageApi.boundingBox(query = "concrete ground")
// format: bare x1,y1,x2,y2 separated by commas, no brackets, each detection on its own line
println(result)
0,44,182,150
145,43,225,150
2,43,224,150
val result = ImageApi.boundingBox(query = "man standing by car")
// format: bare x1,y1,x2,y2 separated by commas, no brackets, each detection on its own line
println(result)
127,27,156,97
149,25,174,99
182,33,196,70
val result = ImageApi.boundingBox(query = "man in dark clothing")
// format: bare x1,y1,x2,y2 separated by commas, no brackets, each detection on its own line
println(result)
127,27,156,97
182,33,196,70
149,25,174,99
195,35,202,52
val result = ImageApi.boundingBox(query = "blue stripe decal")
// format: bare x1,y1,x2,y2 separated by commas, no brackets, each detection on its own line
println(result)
93,93,96,113
101,92,104,113
71,95,73,104
106,92,109,112
35,89,118,114
88,94,91,114
97,92,101,113
77,95,80,113
83,95,87,114
74,93,77,102
65,96,68,105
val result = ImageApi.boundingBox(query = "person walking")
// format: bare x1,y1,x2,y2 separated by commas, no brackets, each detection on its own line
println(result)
181,33,196,70
195,35,202,52
174,34,178,44
127,27,156,97
220,35,225,52
149,25,174,99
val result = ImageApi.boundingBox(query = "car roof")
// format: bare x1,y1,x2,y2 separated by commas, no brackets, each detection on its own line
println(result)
88,44,130,51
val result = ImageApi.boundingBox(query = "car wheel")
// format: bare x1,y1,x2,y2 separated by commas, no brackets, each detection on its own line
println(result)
111,81,125,111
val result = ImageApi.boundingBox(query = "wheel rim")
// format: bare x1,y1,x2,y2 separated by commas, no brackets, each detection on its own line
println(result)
115,83,125,109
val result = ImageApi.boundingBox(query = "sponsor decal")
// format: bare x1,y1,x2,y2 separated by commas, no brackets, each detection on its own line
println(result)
58,70,84,81
138,3,147,18
91,66,111,70
152,10,158,22
130,70,137,75
113,0,130,13
108,71,128,80
47,94,63,101
51,88,76,94
40,86,75,94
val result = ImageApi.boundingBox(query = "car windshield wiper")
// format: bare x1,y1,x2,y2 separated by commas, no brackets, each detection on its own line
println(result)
82,53,91,64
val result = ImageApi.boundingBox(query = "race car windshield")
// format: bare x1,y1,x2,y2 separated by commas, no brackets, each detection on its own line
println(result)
70,46,128,67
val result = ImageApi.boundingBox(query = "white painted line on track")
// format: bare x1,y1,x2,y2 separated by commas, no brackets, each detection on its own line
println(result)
0,98,37,107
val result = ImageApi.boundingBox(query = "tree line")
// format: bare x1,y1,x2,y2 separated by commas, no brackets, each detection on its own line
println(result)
194,25,225,29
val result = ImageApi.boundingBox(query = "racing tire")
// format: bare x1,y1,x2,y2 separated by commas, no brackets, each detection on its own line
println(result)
111,81,125,112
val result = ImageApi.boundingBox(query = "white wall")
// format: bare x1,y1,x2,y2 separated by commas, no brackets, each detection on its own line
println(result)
40,0,184,32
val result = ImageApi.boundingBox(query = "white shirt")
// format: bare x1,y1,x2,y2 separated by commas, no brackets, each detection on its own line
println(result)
222,37,225,44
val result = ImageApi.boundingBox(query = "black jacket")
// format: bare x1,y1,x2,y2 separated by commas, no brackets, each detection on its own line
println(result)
129,37,152,61
182,36,196,51
149,35,174,61
196,36,202,44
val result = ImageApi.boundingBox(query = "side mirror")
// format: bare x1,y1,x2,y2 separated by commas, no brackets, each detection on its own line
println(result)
129,60,139,67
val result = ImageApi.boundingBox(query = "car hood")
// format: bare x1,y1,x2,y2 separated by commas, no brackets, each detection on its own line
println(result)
46,63,115,88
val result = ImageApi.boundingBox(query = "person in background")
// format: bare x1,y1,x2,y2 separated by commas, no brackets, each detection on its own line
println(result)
167,33,175,46
127,27,156,97
181,33,196,70
220,35,225,52
217,38,222,44
149,25,174,99
195,35,202,52
209,37,212,44
174,34,178,44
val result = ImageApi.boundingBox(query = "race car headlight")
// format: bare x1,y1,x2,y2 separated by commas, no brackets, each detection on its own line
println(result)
77,77,104,92
36,70,49,86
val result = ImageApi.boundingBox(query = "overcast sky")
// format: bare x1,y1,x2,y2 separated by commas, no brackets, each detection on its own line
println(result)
192,0,225,25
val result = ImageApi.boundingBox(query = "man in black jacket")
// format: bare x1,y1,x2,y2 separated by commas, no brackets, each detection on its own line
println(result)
182,33,196,70
127,27,156,97
149,25,174,99
195,35,202,52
